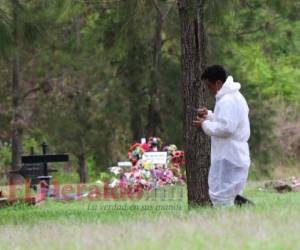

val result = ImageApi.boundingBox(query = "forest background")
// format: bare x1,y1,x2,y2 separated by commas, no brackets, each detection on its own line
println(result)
0,0,299,184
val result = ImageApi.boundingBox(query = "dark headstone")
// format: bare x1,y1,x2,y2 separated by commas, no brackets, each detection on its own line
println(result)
10,142,69,191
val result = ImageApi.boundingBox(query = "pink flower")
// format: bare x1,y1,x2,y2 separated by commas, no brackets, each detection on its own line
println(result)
165,170,174,179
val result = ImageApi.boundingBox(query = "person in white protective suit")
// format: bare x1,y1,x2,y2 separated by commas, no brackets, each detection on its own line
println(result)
192,65,254,207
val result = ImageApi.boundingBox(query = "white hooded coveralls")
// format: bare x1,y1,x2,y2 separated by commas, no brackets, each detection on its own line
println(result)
202,76,251,206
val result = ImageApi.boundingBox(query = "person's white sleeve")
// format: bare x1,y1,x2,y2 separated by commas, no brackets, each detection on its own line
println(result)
207,110,214,121
202,100,239,137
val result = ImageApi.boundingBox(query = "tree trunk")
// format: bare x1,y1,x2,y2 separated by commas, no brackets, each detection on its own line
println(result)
11,0,23,171
177,0,211,206
130,104,143,142
77,134,88,183
74,16,88,183
146,0,173,138
77,151,87,183
75,107,88,183
146,7,163,138
126,39,143,142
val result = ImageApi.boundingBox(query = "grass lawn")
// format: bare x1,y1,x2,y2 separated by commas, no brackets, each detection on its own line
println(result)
0,182,300,250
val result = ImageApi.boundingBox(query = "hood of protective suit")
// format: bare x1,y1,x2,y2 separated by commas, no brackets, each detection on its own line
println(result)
216,76,241,100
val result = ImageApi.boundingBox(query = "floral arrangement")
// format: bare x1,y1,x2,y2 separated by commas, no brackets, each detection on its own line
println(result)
165,144,185,177
148,137,163,151
128,143,146,165
109,137,185,190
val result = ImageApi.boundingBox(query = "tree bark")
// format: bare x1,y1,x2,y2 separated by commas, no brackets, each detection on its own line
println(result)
77,151,88,183
177,0,211,206
11,0,23,171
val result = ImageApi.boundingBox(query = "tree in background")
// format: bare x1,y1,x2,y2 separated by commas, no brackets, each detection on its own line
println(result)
0,0,53,171
146,0,174,138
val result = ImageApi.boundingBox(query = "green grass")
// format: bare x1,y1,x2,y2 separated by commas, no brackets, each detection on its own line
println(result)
0,182,300,250
0,185,188,225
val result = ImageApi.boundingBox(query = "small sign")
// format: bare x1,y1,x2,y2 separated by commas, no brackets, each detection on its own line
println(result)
142,152,167,164
19,163,44,179
117,162,132,168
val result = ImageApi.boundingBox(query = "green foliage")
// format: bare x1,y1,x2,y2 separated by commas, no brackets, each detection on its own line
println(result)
0,143,11,170
0,137,40,174
0,0,299,181
99,171,112,182
22,137,39,154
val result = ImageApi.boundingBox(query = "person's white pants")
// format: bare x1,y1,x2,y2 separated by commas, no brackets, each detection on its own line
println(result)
208,159,249,207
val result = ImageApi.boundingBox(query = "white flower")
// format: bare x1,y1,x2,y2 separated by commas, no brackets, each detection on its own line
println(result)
109,178,120,188
141,179,147,185
95,180,103,185
141,169,151,178
109,167,123,175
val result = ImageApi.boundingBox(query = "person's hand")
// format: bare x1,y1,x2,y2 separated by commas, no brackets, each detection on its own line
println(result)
192,116,206,129
197,107,208,119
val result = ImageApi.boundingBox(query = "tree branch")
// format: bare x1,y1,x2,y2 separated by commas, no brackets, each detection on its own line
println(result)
152,0,163,19
22,85,43,101
152,0,175,22
208,18,280,38
162,2,175,21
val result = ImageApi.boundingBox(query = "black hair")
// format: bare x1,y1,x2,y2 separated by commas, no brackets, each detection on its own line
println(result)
201,65,227,83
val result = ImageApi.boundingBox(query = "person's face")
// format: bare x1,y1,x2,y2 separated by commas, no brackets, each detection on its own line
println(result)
206,80,223,96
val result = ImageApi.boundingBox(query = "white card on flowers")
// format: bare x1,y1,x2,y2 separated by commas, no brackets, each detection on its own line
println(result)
142,152,167,164
117,161,132,168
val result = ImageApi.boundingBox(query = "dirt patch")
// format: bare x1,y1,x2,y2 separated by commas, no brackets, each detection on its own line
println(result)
262,177,300,193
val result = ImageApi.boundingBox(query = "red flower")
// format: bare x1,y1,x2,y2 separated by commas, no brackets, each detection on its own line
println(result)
141,143,150,152
175,151,181,157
